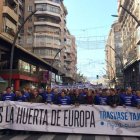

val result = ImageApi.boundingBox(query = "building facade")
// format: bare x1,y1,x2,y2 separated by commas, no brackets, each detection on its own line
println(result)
106,21,123,88
118,0,140,89
23,0,77,85
0,0,63,90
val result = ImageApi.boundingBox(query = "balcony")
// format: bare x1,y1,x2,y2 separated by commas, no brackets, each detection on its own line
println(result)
35,0,61,7
35,10,61,21
3,6,18,22
34,21,61,28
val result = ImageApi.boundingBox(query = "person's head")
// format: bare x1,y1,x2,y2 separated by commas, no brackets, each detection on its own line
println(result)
6,87,11,94
101,89,107,96
126,87,132,95
109,88,115,96
53,88,58,95
32,88,39,97
61,91,65,98
84,88,88,94
136,91,140,97
15,90,22,97
46,86,51,93
87,89,92,96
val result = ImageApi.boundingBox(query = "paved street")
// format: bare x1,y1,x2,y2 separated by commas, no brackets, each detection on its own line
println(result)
0,132,140,140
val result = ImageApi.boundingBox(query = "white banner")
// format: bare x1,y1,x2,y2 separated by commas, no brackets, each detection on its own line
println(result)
0,101,140,136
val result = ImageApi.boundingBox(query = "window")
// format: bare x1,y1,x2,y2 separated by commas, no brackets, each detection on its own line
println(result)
28,6,32,12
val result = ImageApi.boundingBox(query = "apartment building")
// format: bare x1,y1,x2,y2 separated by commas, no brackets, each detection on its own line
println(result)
118,0,140,89
0,0,60,90
106,21,123,88
23,0,77,84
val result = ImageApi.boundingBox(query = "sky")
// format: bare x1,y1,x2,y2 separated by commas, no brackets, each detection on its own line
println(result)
64,0,118,81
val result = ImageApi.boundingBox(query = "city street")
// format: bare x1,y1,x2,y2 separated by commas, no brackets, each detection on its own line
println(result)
0,132,140,140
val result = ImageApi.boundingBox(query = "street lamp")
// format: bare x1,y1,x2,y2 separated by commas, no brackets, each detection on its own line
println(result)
9,9,38,87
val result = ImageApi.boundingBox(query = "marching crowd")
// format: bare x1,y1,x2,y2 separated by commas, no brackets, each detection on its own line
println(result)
1,86,140,108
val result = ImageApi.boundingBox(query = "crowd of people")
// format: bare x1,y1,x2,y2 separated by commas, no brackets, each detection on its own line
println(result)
1,86,140,108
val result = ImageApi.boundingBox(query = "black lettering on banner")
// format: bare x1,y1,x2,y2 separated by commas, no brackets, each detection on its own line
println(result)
0,107,3,123
56,110,61,126
16,107,23,124
42,110,48,125
10,107,14,123
80,110,84,127
90,111,95,127
22,108,29,124
74,110,79,127
85,111,90,127
6,106,14,123
64,110,68,126
28,108,33,124
51,110,57,126
33,109,39,125
69,110,73,127
39,109,44,125
6,106,9,122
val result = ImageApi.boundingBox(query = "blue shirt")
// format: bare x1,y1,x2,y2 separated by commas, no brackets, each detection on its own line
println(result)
132,95,140,107
2,93,15,101
58,96,71,105
23,92,30,101
121,94,133,106
97,95,108,105
15,96,26,102
43,92,54,103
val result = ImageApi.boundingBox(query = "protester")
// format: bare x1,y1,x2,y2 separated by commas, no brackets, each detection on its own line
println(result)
96,89,108,105
85,89,95,105
58,90,71,105
2,87,15,101
121,87,134,107
132,90,140,108
15,90,26,102
42,86,54,104
30,88,43,103
107,88,120,107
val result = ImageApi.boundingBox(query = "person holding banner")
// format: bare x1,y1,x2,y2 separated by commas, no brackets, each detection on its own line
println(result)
15,90,27,102
120,87,134,107
42,86,54,104
58,90,71,105
30,88,43,103
107,88,120,107
2,87,15,101
96,89,108,105
132,90,140,109
85,89,96,105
